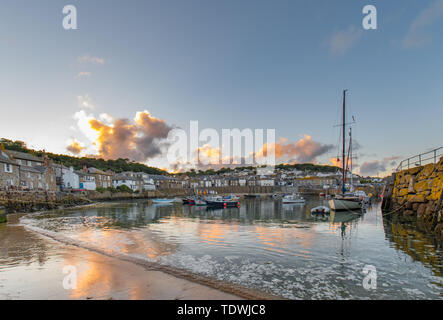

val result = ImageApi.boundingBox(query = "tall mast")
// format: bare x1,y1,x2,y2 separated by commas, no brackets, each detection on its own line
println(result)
349,127,353,191
342,89,347,194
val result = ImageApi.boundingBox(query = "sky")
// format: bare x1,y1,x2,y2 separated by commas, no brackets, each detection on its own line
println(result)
0,0,442,176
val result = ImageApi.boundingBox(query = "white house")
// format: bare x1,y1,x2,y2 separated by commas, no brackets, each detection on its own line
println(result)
53,165,80,190
76,170,96,190
113,172,140,192
135,172,156,191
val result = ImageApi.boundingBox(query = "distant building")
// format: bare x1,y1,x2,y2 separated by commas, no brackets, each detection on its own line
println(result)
87,167,113,189
53,164,80,190
113,172,140,192
76,170,96,190
0,150,20,190
0,149,57,191
135,172,156,191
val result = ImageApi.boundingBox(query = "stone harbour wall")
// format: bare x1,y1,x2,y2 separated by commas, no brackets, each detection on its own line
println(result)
384,157,443,237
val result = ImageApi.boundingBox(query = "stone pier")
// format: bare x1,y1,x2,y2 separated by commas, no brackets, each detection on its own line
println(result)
382,157,443,238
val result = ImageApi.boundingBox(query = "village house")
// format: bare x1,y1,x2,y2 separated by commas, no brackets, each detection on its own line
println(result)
257,176,275,187
0,150,20,190
113,172,141,192
151,175,182,189
135,172,156,191
0,150,57,191
76,170,96,190
53,164,80,190
5,149,44,167
87,167,113,189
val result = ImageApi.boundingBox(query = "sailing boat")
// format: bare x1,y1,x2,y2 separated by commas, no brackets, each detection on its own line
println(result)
328,90,362,211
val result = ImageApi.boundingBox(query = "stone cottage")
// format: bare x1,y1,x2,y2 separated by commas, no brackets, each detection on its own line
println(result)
0,150,20,190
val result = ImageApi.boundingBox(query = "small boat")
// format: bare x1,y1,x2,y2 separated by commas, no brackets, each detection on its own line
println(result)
328,193,362,211
223,195,240,201
328,90,363,212
182,197,193,204
310,206,330,214
282,193,305,204
205,196,240,208
194,198,207,206
152,198,174,204
244,194,259,198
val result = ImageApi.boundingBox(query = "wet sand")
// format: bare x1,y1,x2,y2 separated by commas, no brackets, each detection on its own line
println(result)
0,217,242,300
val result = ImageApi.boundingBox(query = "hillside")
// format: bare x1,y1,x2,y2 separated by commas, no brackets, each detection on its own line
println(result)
0,138,168,175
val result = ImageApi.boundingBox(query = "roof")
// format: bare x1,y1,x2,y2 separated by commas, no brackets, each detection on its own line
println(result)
75,170,94,177
20,165,42,174
113,173,139,181
5,150,43,163
0,151,17,165
88,167,113,175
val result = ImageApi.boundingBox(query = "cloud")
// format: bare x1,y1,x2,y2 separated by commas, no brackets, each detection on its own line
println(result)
403,0,443,48
77,71,92,78
360,160,385,176
77,55,105,65
66,139,85,155
359,156,400,176
257,135,333,163
76,110,173,162
327,25,363,56
77,95,95,110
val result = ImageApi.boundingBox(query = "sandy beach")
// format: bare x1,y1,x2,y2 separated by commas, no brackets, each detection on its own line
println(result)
0,214,242,300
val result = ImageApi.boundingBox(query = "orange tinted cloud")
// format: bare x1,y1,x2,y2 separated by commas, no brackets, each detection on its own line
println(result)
75,110,172,161
66,139,85,155
257,135,333,163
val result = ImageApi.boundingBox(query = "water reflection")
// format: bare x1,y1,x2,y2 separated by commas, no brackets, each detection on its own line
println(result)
9,198,443,299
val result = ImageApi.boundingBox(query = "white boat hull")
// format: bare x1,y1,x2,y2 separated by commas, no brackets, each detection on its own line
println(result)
328,199,361,211
152,199,174,204
283,199,305,204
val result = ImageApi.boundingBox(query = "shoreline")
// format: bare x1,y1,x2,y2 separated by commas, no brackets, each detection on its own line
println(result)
8,210,282,300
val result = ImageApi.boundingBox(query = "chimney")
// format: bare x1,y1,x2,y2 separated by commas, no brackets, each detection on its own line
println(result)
43,150,50,167
82,165,88,173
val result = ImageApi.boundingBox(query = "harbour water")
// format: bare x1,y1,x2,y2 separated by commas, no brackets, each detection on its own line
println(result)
1,197,442,299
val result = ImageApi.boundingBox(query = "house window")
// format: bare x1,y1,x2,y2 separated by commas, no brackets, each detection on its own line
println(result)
4,164,13,173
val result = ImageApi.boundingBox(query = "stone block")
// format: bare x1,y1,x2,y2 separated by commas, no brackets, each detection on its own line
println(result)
417,203,426,217
408,194,425,203
398,188,409,196
414,180,431,193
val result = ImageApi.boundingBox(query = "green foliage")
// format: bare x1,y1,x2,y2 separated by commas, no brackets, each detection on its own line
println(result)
0,138,167,175
116,185,133,193
275,163,341,173
177,163,340,177
96,187,119,193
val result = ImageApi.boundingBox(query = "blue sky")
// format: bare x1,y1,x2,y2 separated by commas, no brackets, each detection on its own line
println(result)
0,0,442,175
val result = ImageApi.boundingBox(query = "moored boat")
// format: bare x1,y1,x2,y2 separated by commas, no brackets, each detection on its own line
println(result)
205,196,240,208
152,198,174,204
311,206,330,214
282,193,305,204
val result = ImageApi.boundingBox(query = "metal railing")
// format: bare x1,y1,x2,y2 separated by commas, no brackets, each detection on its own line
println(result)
396,146,443,172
